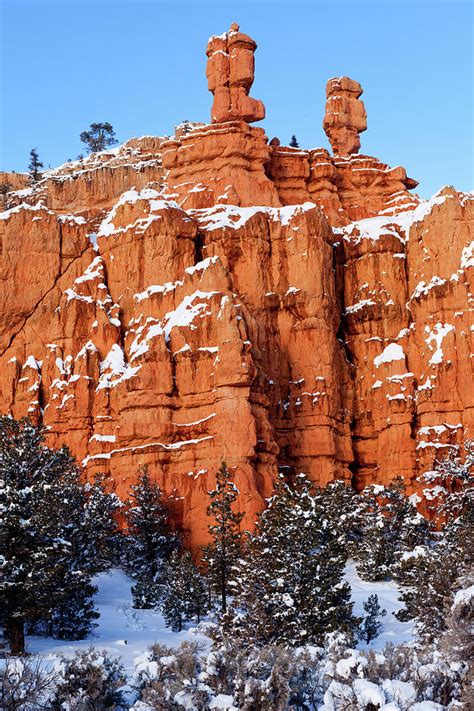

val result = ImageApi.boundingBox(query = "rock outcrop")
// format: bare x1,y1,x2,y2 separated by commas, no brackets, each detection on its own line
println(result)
206,23,265,124
0,25,472,547
323,76,367,156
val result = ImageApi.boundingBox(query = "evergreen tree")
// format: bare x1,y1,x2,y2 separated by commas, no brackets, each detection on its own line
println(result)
125,466,180,608
359,594,386,643
82,473,123,572
396,512,473,642
80,122,118,153
0,417,119,654
317,479,363,554
441,576,474,706
28,148,43,183
161,550,208,631
0,182,12,209
396,543,463,642
202,462,244,613
50,578,100,640
355,477,433,581
290,135,299,147
229,473,356,646
394,446,473,642
422,440,474,529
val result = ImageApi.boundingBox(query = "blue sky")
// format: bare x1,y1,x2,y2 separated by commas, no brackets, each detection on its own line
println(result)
1,0,472,198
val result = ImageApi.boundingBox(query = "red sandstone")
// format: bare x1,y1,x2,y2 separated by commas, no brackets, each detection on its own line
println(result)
0,26,471,548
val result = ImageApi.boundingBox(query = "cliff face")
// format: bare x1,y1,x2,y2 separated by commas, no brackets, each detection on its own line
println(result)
1,24,472,547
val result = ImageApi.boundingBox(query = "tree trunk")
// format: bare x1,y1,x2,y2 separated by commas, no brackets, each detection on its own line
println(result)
7,616,25,655
221,567,227,614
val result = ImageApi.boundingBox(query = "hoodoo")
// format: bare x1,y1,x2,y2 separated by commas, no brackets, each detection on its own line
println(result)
323,76,367,156
0,25,472,549
206,22,266,124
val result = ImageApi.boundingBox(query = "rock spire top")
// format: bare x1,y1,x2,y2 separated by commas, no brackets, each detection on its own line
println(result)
206,24,265,124
323,76,367,155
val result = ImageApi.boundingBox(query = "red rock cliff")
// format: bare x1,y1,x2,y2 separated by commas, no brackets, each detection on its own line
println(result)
1,25,472,547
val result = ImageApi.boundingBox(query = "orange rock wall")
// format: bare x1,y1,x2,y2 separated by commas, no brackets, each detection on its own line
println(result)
162,122,419,226
1,171,472,548
1,25,472,546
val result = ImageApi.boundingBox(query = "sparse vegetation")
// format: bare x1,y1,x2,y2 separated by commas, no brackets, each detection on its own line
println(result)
80,122,118,153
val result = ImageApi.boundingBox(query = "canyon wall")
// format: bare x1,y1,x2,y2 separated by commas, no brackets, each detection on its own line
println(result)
0,24,472,547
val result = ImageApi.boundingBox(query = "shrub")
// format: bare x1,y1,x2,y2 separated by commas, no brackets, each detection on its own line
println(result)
0,656,54,711
51,647,126,710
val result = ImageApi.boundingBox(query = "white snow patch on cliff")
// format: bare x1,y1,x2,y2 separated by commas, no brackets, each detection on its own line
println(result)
374,343,405,368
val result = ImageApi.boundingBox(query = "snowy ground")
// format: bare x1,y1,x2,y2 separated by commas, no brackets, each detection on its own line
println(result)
25,562,413,675
27,569,198,674
346,561,414,650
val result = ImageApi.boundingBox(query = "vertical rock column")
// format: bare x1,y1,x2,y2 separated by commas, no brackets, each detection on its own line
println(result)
323,76,367,155
206,22,265,124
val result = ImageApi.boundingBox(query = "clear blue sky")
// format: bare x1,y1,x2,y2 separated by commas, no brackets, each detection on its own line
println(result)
1,0,472,198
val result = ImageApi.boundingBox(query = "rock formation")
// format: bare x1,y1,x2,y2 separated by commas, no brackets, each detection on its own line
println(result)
323,76,367,156
0,25,472,548
206,22,265,124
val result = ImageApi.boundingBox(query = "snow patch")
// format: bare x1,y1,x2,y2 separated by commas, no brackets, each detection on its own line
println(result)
374,344,405,368
424,322,454,365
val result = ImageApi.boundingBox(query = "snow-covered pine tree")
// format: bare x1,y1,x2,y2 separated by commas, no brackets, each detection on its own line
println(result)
355,477,433,582
184,553,209,624
29,468,121,641
81,473,123,573
359,594,386,643
49,577,100,640
202,462,244,613
441,578,474,707
125,465,180,608
396,446,473,642
0,417,119,653
230,473,356,646
422,440,473,531
396,543,463,642
161,550,208,632
316,479,363,554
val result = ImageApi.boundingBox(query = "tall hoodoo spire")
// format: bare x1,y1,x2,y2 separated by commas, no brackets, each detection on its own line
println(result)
206,23,265,124
323,76,367,155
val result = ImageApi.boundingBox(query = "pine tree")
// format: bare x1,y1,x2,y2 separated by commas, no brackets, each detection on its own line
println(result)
50,578,100,640
230,473,356,646
202,462,244,613
396,495,473,643
422,440,474,529
359,594,386,643
395,445,473,642
355,477,433,581
161,550,208,631
81,473,123,573
125,466,180,608
0,182,12,209
317,479,363,554
290,135,299,148
28,148,43,183
80,122,118,153
0,417,119,654
441,576,474,706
